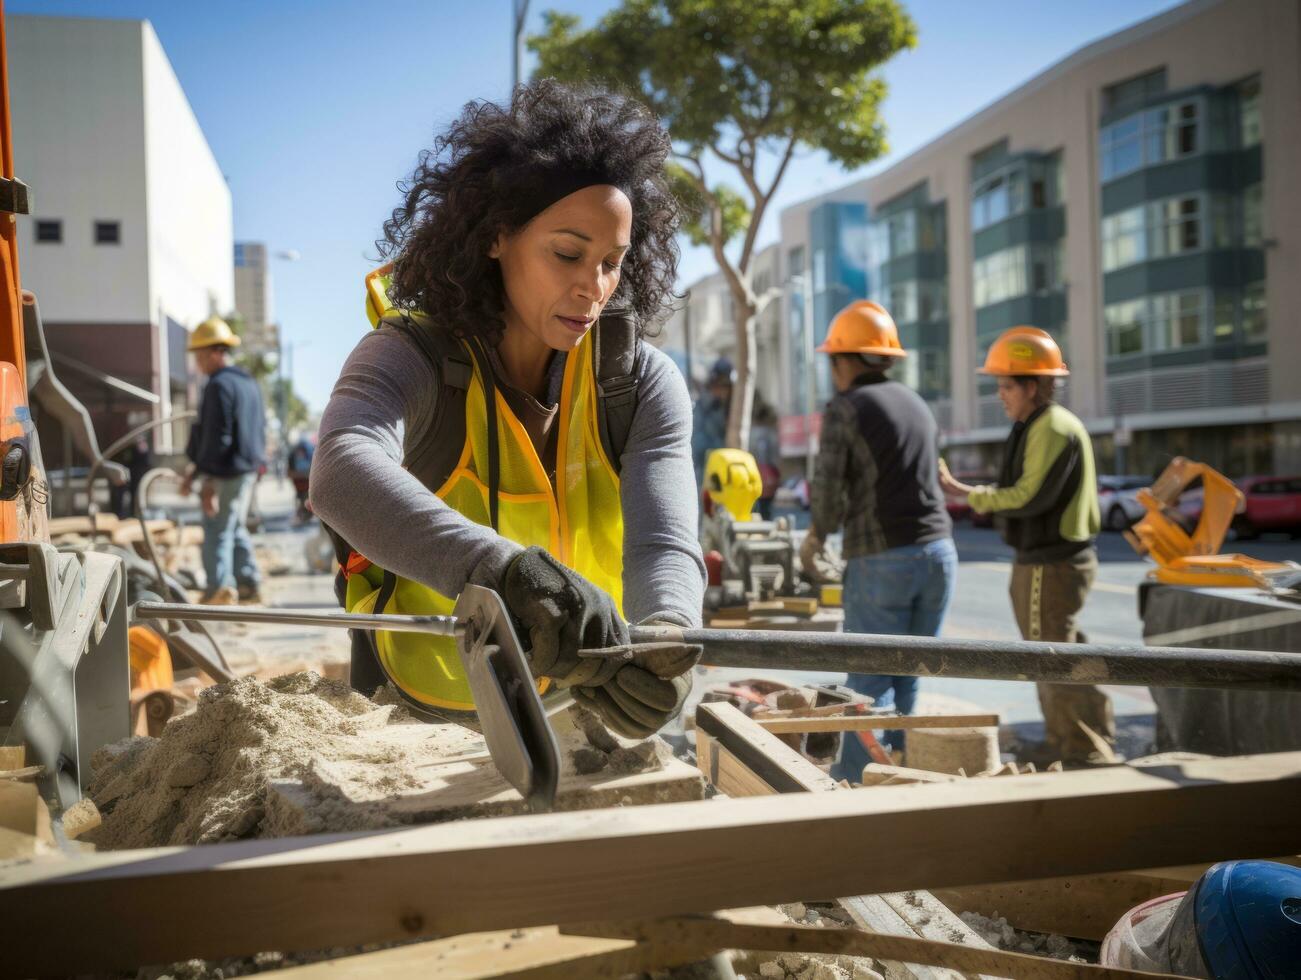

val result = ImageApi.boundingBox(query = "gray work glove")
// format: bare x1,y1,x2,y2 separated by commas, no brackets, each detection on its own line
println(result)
572,637,702,739
501,546,628,688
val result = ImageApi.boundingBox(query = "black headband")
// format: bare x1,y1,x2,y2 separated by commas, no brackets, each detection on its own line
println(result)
511,166,631,227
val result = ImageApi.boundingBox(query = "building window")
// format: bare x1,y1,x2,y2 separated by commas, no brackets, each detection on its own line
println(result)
1242,281,1266,340
1243,184,1263,247
95,221,121,245
1100,100,1201,181
35,219,62,243
1105,299,1146,357
1105,289,1209,357
971,169,1025,231
972,244,1027,308
1151,290,1206,351
1239,77,1262,148
1101,194,1203,272
1030,243,1062,294
787,246,805,282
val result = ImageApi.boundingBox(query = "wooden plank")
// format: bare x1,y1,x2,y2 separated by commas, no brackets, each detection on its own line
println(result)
759,714,1000,735
2,752,1299,975
841,895,964,980
0,746,24,771
861,764,963,786
694,701,838,794
572,915,1170,979
270,926,654,980
694,729,778,799
931,872,1192,943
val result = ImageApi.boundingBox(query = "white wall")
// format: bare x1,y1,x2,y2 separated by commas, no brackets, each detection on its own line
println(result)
142,21,233,330
9,16,150,323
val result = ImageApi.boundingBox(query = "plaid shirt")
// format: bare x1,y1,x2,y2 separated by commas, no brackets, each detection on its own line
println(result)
810,396,889,557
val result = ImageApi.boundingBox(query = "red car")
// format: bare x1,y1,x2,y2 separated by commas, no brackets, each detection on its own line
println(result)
1233,476,1301,539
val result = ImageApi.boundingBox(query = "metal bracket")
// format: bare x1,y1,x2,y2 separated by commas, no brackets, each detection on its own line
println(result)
453,584,560,812
0,177,31,215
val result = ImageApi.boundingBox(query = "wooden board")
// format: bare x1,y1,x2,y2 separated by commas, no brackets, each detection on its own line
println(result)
694,701,838,793
758,714,1000,735
3,752,1300,975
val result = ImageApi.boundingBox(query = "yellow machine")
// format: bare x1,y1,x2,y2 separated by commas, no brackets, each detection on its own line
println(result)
704,448,763,521
1125,457,1294,588
700,448,797,601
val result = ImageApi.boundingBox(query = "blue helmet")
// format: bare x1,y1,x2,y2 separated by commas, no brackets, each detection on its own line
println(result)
708,357,736,385
1191,861,1301,978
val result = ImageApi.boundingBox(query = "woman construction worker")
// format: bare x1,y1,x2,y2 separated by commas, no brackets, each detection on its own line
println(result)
310,79,705,738
939,326,1113,766
802,301,956,779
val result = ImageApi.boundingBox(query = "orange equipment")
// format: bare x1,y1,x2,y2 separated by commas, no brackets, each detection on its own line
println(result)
978,326,1070,377
816,301,906,358
1124,456,1293,588
128,626,176,736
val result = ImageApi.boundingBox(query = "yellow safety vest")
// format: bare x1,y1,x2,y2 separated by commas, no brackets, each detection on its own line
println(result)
345,287,625,713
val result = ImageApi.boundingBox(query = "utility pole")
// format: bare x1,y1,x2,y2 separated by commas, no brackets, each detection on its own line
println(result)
511,0,531,90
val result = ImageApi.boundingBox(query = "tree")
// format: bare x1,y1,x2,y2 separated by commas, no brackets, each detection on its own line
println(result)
531,0,916,449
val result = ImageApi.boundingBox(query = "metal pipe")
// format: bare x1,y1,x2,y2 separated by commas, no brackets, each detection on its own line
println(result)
631,625,1301,692
132,602,1301,692
132,601,460,637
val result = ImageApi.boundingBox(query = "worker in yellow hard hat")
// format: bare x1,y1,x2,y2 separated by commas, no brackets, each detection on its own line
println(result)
806,300,957,779
309,79,703,739
181,316,266,605
939,326,1111,765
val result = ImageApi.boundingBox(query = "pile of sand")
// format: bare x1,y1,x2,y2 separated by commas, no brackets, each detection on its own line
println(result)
88,672,417,849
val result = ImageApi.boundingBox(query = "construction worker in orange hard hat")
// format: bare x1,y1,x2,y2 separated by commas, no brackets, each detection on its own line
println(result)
939,326,1111,766
806,301,956,779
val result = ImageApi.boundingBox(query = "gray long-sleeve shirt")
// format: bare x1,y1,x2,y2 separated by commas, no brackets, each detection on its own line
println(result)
310,328,705,628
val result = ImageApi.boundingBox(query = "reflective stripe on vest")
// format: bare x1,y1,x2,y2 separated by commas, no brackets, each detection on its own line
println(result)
344,328,624,712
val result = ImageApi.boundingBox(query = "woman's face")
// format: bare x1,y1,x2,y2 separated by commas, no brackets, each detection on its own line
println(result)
490,184,633,352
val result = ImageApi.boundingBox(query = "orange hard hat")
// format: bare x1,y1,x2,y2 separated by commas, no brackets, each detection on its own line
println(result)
978,326,1069,377
816,301,906,358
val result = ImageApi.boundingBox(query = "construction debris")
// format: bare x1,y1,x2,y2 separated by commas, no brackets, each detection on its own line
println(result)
86,672,702,849
958,910,1092,962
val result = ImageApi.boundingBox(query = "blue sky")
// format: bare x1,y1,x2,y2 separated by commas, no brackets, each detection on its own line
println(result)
12,0,1183,410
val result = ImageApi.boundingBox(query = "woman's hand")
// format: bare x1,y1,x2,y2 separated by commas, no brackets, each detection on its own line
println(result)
501,546,628,687
938,458,975,498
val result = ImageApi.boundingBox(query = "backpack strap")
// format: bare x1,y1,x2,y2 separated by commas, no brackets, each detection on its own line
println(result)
592,307,640,475
381,312,473,494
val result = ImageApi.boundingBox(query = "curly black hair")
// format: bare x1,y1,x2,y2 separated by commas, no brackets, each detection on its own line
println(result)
378,79,680,344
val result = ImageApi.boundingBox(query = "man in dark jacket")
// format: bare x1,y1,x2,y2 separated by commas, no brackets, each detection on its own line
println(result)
182,316,266,605
806,301,956,780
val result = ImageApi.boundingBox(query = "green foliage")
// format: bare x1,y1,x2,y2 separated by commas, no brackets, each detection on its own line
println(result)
530,0,917,178
666,163,750,248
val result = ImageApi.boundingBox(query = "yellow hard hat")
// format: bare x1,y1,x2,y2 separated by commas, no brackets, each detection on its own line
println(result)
187,316,242,351
978,326,1068,377
705,448,762,522
816,301,906,358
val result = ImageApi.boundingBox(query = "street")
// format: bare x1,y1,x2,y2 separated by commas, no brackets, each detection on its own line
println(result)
695,523,1299,740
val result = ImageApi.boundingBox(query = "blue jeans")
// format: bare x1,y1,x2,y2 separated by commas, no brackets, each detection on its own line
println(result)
201,472,260,593
831,538,958,781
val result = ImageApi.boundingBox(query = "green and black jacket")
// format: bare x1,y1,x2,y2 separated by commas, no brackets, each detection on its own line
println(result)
969,403,1100,564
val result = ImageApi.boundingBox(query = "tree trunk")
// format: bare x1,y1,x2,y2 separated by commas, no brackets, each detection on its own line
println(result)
726,287,758,452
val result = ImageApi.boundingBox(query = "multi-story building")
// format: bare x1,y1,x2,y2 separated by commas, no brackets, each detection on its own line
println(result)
9,15,234,460
777,0,1300,476
233,242,280,357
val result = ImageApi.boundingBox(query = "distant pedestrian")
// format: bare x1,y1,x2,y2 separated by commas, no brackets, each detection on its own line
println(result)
806,301,956,780
182,316,267,605
940,326,1111,765
111,436,152,518
691,357,734,489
